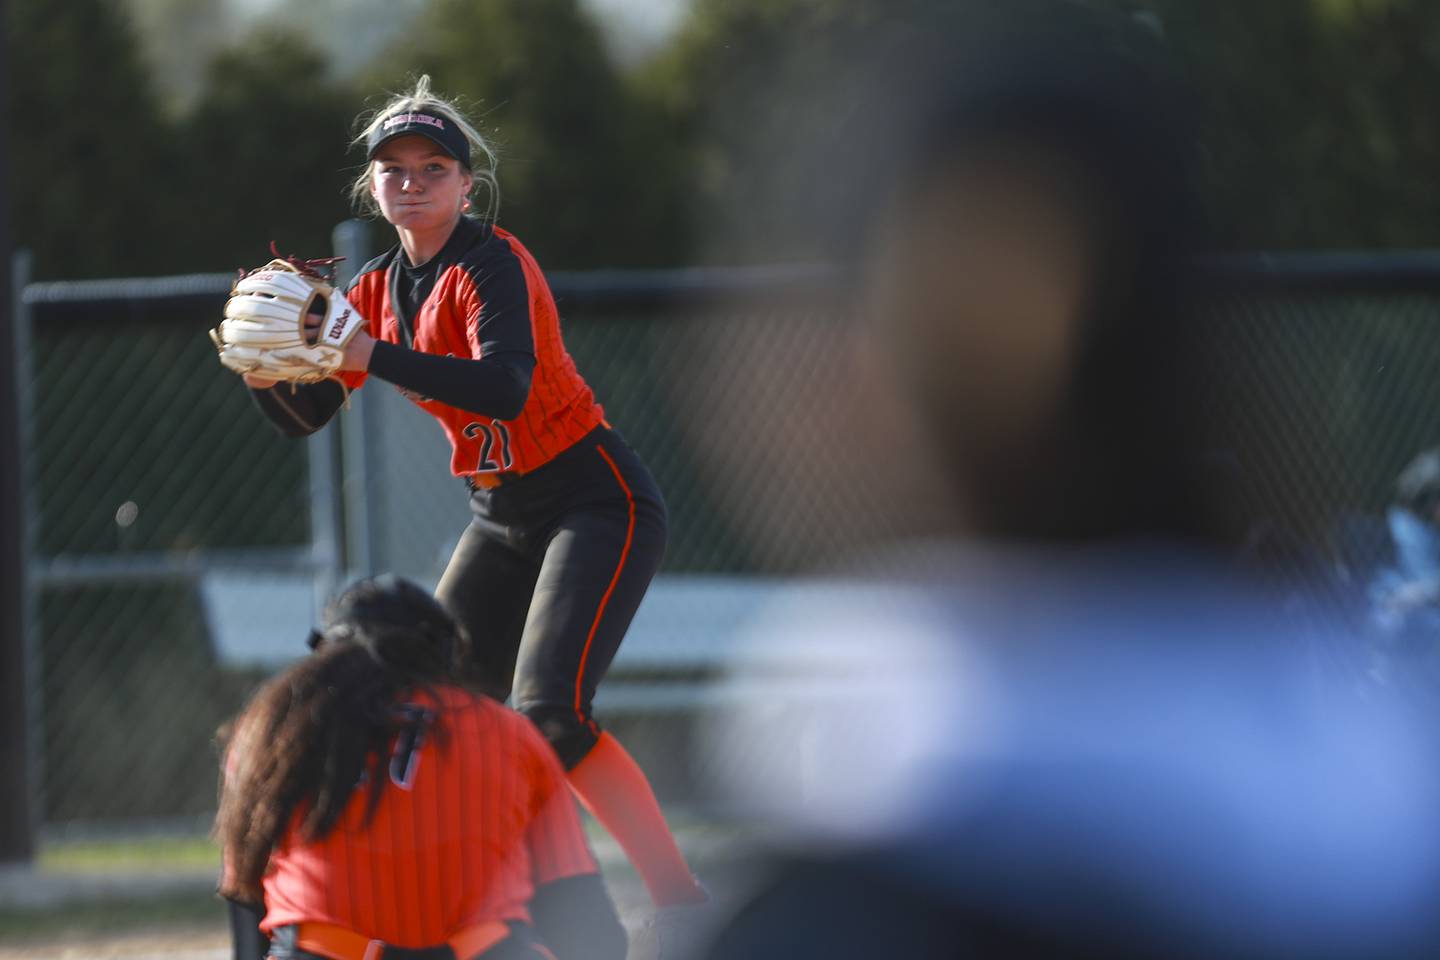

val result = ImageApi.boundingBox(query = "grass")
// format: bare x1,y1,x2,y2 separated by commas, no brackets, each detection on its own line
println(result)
0,891,224,945
39,834,220,873
0,834,224,945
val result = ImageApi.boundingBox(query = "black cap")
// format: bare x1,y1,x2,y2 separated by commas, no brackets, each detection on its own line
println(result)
309,573,466,673
366,109,472,169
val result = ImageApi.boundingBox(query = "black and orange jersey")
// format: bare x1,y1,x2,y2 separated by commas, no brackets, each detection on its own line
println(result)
341,218,606,479
233,687,598,946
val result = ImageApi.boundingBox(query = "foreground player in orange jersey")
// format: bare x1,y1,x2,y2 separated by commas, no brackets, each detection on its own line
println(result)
216,575,626,960
235,75,707,919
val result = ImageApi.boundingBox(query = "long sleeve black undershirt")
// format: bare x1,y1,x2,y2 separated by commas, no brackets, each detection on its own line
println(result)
247,348,534,438
248,379,346,438
367,341,534,421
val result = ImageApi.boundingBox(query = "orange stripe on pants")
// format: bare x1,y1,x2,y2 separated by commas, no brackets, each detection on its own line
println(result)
574,444,636,725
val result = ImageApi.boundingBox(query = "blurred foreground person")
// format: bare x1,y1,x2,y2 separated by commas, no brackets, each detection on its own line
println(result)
698,29,1440,960
215,575,625,960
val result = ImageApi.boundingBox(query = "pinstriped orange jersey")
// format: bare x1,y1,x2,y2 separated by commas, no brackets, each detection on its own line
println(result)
342,221,605,478
245,688,597,945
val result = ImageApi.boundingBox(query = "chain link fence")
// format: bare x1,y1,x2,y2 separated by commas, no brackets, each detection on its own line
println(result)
14,236,1440,834
16,262,323,829
1194,259,1440,574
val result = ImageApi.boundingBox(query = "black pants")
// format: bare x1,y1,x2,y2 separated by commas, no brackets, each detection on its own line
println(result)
436,426,667,768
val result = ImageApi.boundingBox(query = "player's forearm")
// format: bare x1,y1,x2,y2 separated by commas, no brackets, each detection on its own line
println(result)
224,897,269,960
367,341,534,420
248,380,346,437
530,872,627,960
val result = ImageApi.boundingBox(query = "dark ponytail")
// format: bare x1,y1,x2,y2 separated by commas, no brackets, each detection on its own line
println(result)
215,575,469,901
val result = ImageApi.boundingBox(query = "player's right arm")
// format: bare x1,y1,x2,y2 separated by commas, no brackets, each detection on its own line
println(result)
224,897,270,960
360,237,537,420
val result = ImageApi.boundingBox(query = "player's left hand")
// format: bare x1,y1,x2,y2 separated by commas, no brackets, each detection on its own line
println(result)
210,256,367,384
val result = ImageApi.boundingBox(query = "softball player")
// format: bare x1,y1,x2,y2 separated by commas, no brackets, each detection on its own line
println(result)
240,76,706,911
216,575,624,960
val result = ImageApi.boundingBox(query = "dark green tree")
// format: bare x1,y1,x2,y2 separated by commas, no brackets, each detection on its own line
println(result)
1142,0,1440,249
6,0,179,279
173,28,362,273
638,0,1145,264
642,0,1440,260
364,0,688,268
123,0,233,115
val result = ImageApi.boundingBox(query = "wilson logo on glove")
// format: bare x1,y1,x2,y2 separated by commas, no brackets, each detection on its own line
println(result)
327,308,354,341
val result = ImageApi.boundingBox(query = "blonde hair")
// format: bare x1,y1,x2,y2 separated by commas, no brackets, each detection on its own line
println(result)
350,75,500,223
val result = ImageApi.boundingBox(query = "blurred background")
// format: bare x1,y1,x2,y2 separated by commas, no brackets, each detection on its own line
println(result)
9,0,1440,954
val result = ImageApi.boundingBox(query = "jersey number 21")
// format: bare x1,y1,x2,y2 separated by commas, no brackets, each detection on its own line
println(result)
464,420,514,473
